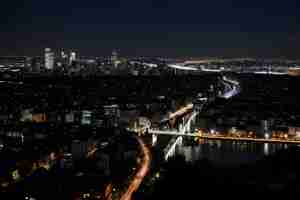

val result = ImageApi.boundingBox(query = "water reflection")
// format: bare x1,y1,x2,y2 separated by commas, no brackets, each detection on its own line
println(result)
263,143,269,156
176,139,296,166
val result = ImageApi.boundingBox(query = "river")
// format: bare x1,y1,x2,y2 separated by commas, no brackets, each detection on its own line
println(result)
176,139,300,167
173,74,300,167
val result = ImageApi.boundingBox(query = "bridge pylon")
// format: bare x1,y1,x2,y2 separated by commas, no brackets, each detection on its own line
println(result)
152,134,158,146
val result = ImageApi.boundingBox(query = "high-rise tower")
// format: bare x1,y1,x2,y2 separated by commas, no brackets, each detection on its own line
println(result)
44,48,54,70
69,52,76,65
111,50,119,68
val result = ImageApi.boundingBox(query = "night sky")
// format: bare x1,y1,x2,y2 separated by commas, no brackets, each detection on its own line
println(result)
1,0,300,58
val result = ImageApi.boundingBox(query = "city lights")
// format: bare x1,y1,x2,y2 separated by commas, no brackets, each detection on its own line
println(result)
0,41,300,199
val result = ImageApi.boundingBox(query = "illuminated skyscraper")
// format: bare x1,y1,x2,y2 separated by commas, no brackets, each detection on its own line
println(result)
69,52,76,65
61,51,67,59
81,110,92,125
111,50,119,67
103,105,120,127
44,48,54,70
111,50,118,61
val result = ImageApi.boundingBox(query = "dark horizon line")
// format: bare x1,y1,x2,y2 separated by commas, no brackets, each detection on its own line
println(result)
1,54,300,61
1,48,300,60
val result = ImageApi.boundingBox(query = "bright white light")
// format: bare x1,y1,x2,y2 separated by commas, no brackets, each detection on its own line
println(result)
210,129,215,134
49,152,56,160
168,64,198,71
264,143,269,156
264,133,270,139
200,66,221,72
254,71,287,75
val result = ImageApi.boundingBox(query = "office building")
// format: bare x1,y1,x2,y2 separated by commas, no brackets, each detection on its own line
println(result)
103,105,120,127
32,113,47,123
71,140,89,160
65,112,75,123
111,50,119,67
81,110,92,125
20,109,33,122
288,67,300,76
61,51,67,59
104,105,120,117
44,48,54,70
0,56,27,67
92,110,105,128
288,126,300,137
30,57,42,72
70,52,76,65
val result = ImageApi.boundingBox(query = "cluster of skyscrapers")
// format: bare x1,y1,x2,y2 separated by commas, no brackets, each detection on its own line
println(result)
44,48,77,70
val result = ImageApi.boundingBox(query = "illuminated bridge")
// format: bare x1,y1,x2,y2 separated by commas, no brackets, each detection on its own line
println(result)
132,75,241,161
160,111,199,161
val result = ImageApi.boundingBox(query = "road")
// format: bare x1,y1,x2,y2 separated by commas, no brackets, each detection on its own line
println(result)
219,76,240,99
167,64,198,71
87,147,98,158
160,103,193,123
169,104,193,119
119,136,151,200
84,136,150,200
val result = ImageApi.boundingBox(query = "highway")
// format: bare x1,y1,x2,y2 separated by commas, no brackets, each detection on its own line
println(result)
103,183,113,200
120,136,150,200
219,76,240,99
160,103,193,123
159,76,237,124
168,62,289,75
87,147,98,158
167,64,198,71
169,103,193,119
167,63,222,72
82,133,150,200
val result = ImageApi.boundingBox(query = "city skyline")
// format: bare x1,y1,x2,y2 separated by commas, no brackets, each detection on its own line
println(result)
1,1,300,197
1,0,300,58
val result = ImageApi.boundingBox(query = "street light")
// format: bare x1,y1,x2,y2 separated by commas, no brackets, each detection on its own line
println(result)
264,133,270,139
